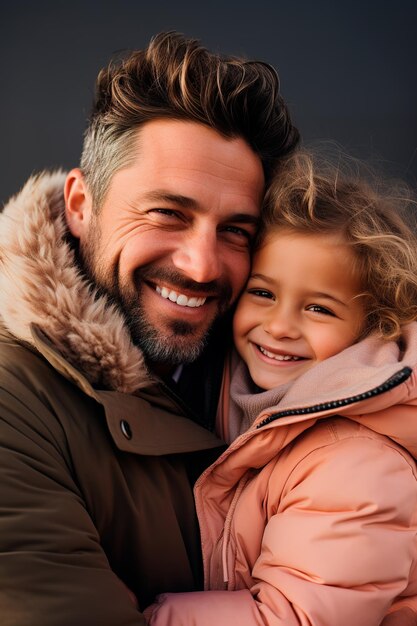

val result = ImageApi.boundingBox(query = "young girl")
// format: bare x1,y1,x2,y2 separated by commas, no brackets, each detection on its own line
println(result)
146,151,417,626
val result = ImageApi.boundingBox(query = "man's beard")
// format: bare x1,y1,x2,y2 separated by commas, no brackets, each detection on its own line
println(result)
79,226,233,366
119,266,232,365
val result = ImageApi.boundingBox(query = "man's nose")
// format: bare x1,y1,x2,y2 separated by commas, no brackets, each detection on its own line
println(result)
172,229,222,284
263,307,301,340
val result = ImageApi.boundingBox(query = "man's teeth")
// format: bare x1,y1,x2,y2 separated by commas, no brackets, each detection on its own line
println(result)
156,286,207,308
259,346,301,361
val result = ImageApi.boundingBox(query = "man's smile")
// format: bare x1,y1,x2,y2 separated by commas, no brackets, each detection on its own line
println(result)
155,285,208,308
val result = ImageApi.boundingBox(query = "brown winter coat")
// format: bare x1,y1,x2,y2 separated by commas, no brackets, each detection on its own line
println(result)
0,172,224,626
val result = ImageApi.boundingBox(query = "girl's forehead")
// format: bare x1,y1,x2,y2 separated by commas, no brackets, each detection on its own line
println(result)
258,227,348,250
252,229,363,292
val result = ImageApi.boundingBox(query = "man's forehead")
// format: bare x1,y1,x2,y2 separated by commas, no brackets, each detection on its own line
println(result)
105,119,265,218
131,119,264,178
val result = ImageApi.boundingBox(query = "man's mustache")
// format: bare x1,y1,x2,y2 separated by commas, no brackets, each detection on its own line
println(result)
135,266,233,301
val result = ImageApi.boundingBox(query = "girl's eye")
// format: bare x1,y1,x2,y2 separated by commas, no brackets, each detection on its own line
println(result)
247,288,274,299
307,304,335,316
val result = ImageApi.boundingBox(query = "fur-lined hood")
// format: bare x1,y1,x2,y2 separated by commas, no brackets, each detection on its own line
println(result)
0,171,149,393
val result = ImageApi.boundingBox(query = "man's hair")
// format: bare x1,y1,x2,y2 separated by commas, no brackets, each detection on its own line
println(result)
80,31,299,207
261,149,417,340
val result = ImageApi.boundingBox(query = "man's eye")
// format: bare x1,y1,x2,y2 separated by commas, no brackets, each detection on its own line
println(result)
150,208,178,217
307,304,335,316
223,225,253,242
247,288,274,299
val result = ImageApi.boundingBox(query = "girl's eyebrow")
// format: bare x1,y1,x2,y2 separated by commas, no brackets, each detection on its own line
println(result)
249,273,275,283
307,291,349,308
249,275,350,308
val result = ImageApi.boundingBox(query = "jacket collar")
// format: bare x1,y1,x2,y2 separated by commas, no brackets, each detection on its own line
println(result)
217,326,417,461
0,171,150,393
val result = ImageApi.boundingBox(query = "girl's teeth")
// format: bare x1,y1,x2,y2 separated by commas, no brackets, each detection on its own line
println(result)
155,286,206,308
259,346,301,361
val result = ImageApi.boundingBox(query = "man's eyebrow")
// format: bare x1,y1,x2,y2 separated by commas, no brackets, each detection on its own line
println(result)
231,214,260,227
141,191,197,208
140,190,260,225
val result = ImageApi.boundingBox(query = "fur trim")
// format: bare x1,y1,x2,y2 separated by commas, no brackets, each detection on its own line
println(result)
0,171,150,393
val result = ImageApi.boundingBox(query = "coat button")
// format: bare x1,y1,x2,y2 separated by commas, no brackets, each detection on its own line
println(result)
120,420,132,440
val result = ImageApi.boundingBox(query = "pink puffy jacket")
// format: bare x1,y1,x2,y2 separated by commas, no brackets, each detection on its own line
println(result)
148,327,417,626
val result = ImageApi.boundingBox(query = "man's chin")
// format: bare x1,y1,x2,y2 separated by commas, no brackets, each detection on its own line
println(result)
130,322,211,367
142,337,208,368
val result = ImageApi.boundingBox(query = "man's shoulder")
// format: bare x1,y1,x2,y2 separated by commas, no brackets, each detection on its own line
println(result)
0,325,53,384
0,325,70,389
0,325,100,435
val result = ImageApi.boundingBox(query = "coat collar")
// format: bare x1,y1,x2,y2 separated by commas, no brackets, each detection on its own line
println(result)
0,171,150,393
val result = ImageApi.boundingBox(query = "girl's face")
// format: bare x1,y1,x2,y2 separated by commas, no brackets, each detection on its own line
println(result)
233,230,366,390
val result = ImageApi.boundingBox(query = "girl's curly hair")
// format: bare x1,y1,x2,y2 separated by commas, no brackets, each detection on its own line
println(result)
261,149,417,340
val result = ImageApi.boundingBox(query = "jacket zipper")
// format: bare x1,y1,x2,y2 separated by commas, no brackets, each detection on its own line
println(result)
257,366,412,428
221,473,251,584
213,366,412,587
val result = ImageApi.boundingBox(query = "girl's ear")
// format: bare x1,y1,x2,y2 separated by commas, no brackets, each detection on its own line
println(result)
64,168,93,239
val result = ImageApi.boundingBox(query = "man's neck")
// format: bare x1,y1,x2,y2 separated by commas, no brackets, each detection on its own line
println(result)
148,360,183,383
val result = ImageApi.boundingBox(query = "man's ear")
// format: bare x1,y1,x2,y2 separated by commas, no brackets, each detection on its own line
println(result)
64,168,93,239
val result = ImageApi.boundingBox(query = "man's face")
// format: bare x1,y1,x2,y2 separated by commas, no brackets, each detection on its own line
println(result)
66,119,264,371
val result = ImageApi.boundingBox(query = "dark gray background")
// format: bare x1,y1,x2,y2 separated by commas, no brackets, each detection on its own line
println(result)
1,0,416,206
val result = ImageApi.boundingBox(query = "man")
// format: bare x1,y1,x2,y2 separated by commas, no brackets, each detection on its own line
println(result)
0,32,296,625
0,32,413,626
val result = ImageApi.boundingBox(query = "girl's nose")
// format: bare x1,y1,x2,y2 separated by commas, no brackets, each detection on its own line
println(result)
262,307,301,340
